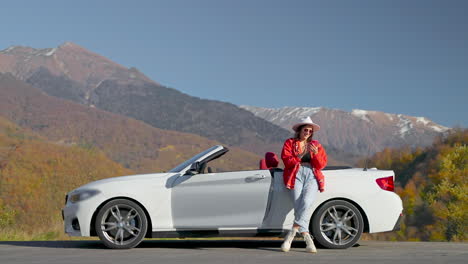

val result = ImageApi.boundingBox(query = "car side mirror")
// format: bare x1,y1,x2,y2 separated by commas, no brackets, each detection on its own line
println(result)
186,162,200,175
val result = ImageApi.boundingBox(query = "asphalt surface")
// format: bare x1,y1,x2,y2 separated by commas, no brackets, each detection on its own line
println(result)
0,240,466,264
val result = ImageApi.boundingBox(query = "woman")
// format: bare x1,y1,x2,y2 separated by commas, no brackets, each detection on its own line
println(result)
280,116,327,253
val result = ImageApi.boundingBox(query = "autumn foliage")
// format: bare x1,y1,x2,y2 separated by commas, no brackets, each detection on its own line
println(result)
358,129,467,241
0,117,132,239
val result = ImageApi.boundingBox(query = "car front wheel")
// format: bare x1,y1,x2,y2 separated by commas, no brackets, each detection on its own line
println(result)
311,200,364,249
95,199,148,249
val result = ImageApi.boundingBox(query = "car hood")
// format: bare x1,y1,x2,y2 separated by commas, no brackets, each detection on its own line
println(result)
71,172,175,193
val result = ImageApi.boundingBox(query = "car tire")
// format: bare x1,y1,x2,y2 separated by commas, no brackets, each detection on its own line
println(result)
95,199,148,249
311,200,364,249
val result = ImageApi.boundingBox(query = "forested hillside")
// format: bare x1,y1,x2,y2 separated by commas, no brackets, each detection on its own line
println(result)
0,117,132,239
0,72,262,173
359,129,467,241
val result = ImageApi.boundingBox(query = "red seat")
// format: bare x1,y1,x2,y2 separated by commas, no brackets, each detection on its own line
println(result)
259,152,279,169
259,158,268,169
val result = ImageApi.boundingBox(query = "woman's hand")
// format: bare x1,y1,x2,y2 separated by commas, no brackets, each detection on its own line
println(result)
308,143,319,155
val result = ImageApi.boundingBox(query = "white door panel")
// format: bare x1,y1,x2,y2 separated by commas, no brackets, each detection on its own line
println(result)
171,170,271,229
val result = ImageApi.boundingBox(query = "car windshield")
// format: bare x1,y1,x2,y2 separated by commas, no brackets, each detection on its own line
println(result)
168,146,222,173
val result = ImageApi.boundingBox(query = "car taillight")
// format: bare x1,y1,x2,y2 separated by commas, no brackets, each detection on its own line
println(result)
376,176,394,192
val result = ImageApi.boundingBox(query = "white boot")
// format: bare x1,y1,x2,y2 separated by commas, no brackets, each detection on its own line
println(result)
303,233,317,253
281,228,298,252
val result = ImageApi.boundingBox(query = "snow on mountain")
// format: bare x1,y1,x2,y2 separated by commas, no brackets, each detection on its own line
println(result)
240,105,322,129
397,114,413,138
44,48,56,56
416,117,430,125
385,113,394,121
0,46,15,53
430,125,446,133
1,46,57,57
351,109,371,122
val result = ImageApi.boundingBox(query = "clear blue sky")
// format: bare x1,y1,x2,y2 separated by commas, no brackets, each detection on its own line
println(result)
1,0,467,127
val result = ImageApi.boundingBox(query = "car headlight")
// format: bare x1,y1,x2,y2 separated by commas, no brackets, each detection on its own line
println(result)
69,190,100,203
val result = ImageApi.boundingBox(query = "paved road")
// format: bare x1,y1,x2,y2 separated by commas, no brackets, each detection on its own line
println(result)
0,240,466,264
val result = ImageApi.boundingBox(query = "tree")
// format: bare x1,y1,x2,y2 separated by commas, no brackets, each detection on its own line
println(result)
426,144,468,241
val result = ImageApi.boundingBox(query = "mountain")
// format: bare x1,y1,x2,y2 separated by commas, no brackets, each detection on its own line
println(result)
0,72,261,173
2,42,447,165
0,43,291,156
0,42,155,89
240,106,450,156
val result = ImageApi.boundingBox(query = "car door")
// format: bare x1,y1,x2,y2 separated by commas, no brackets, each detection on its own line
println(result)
171,170,272,229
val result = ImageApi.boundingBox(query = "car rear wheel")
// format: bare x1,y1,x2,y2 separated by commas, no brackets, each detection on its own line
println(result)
311,200,364,249
95,199,148,249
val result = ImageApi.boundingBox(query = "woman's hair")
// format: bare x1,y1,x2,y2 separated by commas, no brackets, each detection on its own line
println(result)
294,125,314,142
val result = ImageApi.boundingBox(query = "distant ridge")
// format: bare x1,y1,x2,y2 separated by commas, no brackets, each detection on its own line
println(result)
240,105,449,156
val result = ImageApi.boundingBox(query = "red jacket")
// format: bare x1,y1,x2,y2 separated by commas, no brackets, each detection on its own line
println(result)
281,138,327,191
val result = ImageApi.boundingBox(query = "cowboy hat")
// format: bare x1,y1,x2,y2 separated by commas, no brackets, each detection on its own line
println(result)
292,116,321,132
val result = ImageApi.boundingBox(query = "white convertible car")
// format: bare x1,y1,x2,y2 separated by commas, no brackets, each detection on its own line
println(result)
63,145,403,249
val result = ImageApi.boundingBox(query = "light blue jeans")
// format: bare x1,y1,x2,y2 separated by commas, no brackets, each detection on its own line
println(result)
292,165,318,233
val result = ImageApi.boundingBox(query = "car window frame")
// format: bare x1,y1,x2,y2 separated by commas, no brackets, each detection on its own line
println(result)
169,145,227,174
